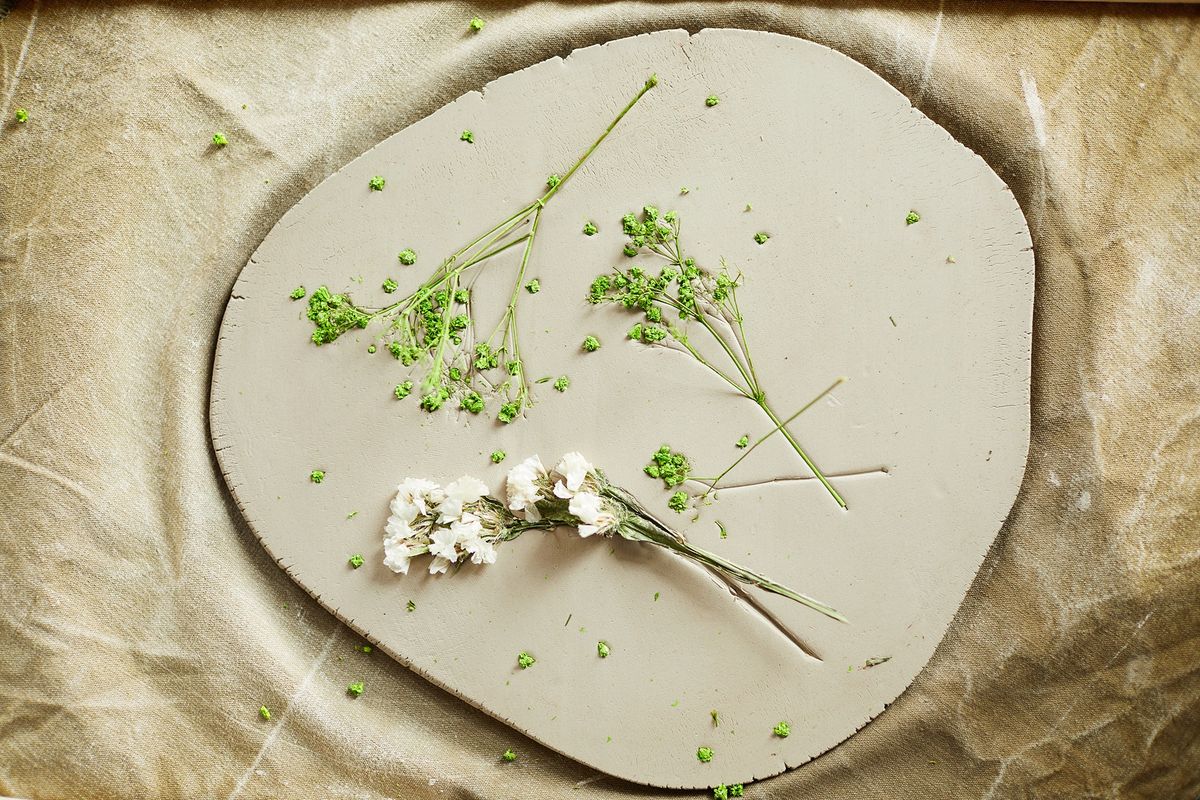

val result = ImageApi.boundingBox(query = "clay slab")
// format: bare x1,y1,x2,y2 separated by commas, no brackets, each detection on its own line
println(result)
210,29,1033,789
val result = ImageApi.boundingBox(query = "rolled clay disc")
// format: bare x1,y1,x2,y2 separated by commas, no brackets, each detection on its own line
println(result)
211,29,1033,789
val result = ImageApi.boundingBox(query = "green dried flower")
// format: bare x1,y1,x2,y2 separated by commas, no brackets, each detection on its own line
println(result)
713,786,728,800
211,132,228,147
729,786,744,797
469,16,485,32
583,221,598,236
546,174,561,189
525,279,540,294
517,651,536,669
310,470,325,484
906,210,921,225
597,641,610,658
668,491,688,513
289,286,306,300
394,380,414,399
306,286,371,345
628,323,643,341
14,108,29,123
259,705,271,721
582,335,601,352
398,248,417,266
498,400,521,424
753,232,770,245
348,554,364,568
502,748,516,762
645,445,691,488
460,130,475,144
697,746,714,763
358,644,372,653
773,720,791,738
736,435,749,448
705,95,720,107
490,450,506,464
553,376,570,393
368,175,386,191
346,681,364,697
460,391,485,414
382,277,398,293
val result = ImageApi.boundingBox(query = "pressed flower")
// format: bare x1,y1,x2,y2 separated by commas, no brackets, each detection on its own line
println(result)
368,176,386,191
502,748,517,761
212,132,228,147
906,210,921,225
347,681,364,697
469,16,485,32
773,720,791,737
582,335,601,352
697,746,714,763
517,651,536,669
290,286,306,300
259,705,271,720
552,452,592,498
597,641,610,658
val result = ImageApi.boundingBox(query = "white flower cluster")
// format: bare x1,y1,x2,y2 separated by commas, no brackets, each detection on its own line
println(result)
382,476,501,575
505,452,617,538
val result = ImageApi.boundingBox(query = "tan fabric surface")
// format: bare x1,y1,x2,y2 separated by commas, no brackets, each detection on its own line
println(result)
1,2,1197,799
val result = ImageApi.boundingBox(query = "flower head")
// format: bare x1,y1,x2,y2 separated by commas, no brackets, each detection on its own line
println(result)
552,451,593,498
439,476,489,521
506,455,548,513
568,491,616,537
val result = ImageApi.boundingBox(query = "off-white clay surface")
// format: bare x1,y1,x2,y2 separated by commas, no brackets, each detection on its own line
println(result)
210,29,1033,789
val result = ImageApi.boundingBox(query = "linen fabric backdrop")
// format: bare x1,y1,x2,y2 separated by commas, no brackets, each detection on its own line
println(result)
1,2,1197,799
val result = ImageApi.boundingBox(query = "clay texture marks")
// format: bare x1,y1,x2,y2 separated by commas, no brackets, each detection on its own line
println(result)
210,29,1032,789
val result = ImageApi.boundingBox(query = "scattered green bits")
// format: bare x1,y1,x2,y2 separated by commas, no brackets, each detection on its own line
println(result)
735,435,749,449
258,705,271,721
398,248,417,266
705,95,720,107
14,108,29,123
460,391,485,414
394,380,414,399
597,641,610,658
697,746,714,763
582,335,601,352
546,174,561,189
289,286,307,300
773,720,791,738
622,243,638,258
713,786,728,800
668,491,688,513
490,450,506,464
211,132,228,147
644,445,691,488
502,748,517,762
469,16,485,32
498,400,520,424
346,681,364,698
367,344,377,354
753,232,770,245
348,554,364,569
525,279,540,294
460,129,475,144
553,376,570,393
517,651,536,669
310,469,326,484
382,277,398,293
368,175,386,191
406,599,416,612
906,210,921,225
628,323,643,340
582,221,598,236
729,786,744,797
653,591,660,602
358,644,372,653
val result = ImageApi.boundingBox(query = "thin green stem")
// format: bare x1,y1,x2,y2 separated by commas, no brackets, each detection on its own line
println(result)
761,399,847,510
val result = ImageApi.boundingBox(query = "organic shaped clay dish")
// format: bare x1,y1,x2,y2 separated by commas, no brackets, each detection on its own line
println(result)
210,29,1033,789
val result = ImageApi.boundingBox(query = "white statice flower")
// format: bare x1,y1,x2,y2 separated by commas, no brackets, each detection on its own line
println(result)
428,556,453,575
382,534,420,574
462,535,498,565
393,477,444,520
506,455,548,513
553,452,593,499
438,475,489,522
568,491,617,538
428,526,462,563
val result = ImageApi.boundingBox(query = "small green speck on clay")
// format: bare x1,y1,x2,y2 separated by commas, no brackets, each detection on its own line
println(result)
346,510,358,520
398,248,417,266
729,786,744,797
348,554,364,569
773,720,791,738
582,221,598,236
906,210,921,225
394,380,414,399
258,705,271,721
309,470,325,484
546,174,561,189
501,748,516,762
367,344,377,354
735,435,749,448
710,709,720,726
497,400,521,424
597,641,610,658
713,786,728,800
382,277,398,293
14,108,29,123
358,644,372,653
517,651,536,669
696,746,714,763
705,95,720,107
653,591,660,602
460,129,475,144
289,286,306,300
406,600,416,612
211,132,228,147
582,335,601,352
553,376,570,393
346,681,364,697
946,255,957,264
469,16,485,32
680,187,690,195
525,279,540,294
460,391,485,414
490,450,506,464
753,231,770,245
667,491,688,513
368,175,385,191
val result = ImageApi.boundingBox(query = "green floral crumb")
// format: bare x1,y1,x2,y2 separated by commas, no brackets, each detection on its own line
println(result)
525,279,540,294
497,400,521,424
906,210,921,225
717,521,728,540
469,16,485,32
460,391,485,414
705,95,720,107
491,450,506,464
502,748,516,762
582,335,601,352
394,380,414,399
546,174,561,189
460,130,475,144
697,746,714,763
358,644,372,653
713,786,727,800
773,720,791,738
645,445,691,488
382,277,398,293
517,651,536,669
310,470,325,484
367,344,377,354
346,681,364,698
680,187,690,195
729,786,744,797
735,435,749,448
597,641,610,658
398,248,417,266
946,255,957,264
348,554,364,569
553,376,570,393
212,132,228,147
346,510,358,519
745,203,752,212
653,591,660,602
583,221,598,236
406,600,416,612
668,491,688,513
258,705,271,721
368,175,385,191
15,108,29,123
753,232,770,245
289,286,306,300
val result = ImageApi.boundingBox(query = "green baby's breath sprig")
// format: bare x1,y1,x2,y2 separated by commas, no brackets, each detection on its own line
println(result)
300,76,659,424
588,207,847,508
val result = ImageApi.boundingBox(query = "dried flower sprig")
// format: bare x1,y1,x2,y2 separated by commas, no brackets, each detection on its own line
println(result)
381,452,845,623
301,76,659,424
588,207,848,509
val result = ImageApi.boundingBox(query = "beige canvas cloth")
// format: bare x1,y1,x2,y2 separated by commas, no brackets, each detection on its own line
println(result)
2,2,1198,799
